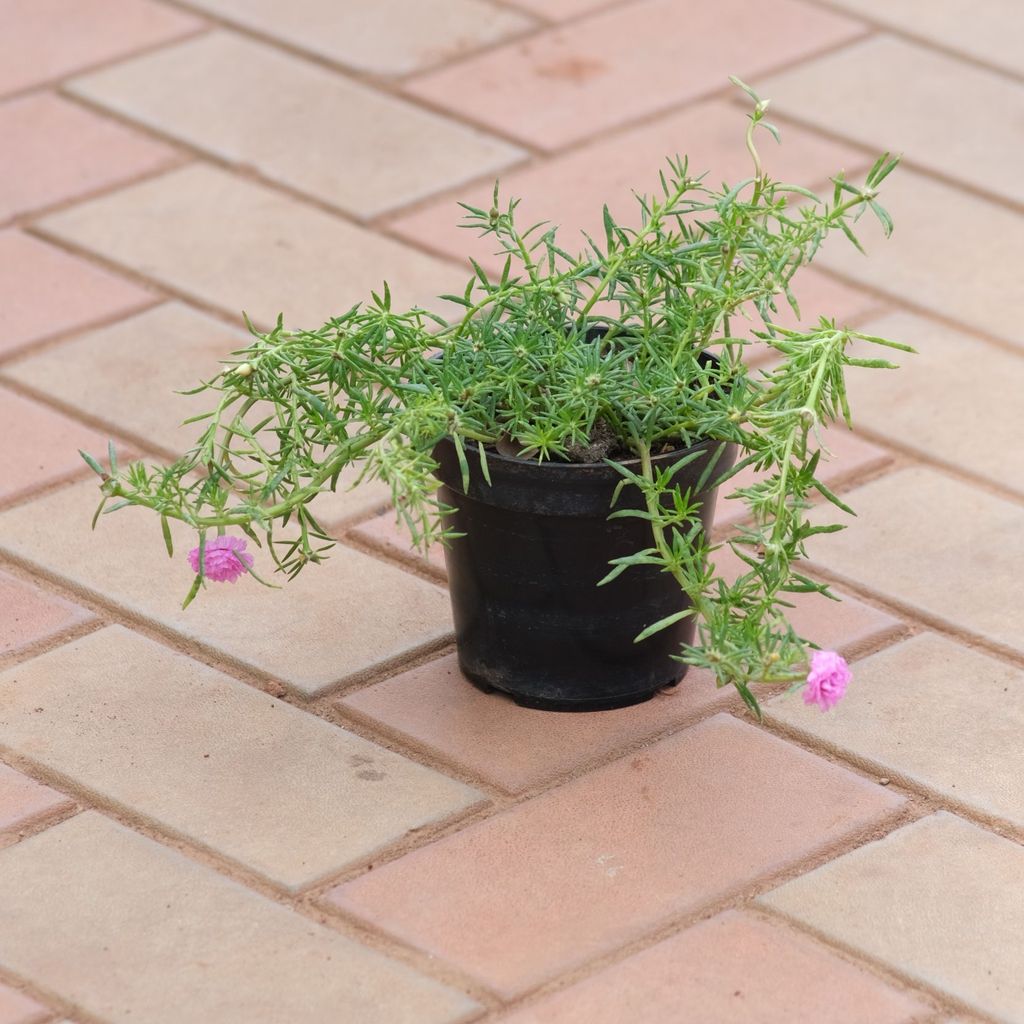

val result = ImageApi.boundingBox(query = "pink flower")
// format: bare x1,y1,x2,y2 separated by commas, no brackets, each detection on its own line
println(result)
187,535,253,583
803,649,851,711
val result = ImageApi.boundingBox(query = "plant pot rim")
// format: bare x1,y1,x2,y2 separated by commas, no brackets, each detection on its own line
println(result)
455,434,723,473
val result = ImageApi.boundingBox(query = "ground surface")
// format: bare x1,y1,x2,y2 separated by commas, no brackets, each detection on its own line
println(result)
1,1,1022,1022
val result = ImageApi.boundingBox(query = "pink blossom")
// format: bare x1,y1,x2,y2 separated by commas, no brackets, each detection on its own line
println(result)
803,649,851,711
187,535,253,583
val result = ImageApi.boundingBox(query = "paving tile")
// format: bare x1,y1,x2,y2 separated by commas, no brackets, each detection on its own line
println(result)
802,466,1024,657
404,0,865,151
389,98,867,275
817,168,1024,352
715,427,891,530
496,909,928,1024
0,479,452,696
763,35,1024,205
824,0,1023,78
504,0,609,19
329,714,903,995
3,302,246,455
0,570,92,657
769,633,1024,827
0,478,453,697
0,0,203,97
761,812,1024,1023
1,301,389,519
0,982,48,1024
0,812,479,1024
0,626,480,889
38,164,461,330
71,32,525,220
747,267,884,339
712,546,902,658
0,93,177,224
349,513,447,575
0,231,154,360
0,386,112,506
184,0,532,75
343,654,734,794
842,311,1024,496
0,763,72,837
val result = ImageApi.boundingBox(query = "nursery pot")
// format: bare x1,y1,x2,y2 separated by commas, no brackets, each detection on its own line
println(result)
433,433,736,712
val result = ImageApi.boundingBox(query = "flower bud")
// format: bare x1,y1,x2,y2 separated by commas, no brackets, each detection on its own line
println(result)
235,362,253,378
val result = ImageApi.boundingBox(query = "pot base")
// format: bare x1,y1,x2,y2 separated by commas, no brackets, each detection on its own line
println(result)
461,664,686,713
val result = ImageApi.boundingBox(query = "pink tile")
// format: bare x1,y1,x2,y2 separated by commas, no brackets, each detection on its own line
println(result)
0,570,93,656
749,267,884,340
342,654,733,794
0,982,48,1024
328,714,903,996
0,387,112,504
0,93,178,223
503,0,614,21
0,0,203,97
497,910,928,1023
404,0,865,151
715,428,891,531
0,231,154,358
0,762,72,836
349,513,448,576
389,99,864,275
711,546,902,659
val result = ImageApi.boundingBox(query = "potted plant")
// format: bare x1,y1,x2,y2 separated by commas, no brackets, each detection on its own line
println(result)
82,80,907,716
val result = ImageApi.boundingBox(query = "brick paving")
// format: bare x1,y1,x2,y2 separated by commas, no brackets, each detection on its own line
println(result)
0,1,1019,1021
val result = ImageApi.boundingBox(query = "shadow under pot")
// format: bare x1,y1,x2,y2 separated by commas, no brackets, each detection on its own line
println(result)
433,433,736,712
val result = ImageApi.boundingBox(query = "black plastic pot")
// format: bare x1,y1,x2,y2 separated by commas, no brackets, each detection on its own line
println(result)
434,434,736,712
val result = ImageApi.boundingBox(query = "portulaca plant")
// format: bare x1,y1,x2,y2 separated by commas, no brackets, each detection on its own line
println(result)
82,80,908,716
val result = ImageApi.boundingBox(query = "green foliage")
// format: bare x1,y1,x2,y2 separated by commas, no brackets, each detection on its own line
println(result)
83,80,909,713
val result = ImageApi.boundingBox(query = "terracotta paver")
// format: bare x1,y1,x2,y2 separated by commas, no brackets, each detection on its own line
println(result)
736,266,884,339
3,302,246,455
0,0,203,97
342,655,733,794
0,479,453,697
0,93,178,224
404,0,866,151
38,164,460,329
761,812,1024,1023
824,0,1023,77
183,0,532,75
817,168,1024,351
843,311,1024,496
803,466,1023,657
71,31,525,219
712,546,903,658
2,300,386,518
329,714,903,996
0,982,48,1024
0,230,154,360
349,513,448,575
0,386,114,506
715,427,891,530
496,910,928,1024
762,35,1024,205
3,0,1022,1016
0,570,93,657
0,763,73,837
769,632,1024,828
0,812,480,1024
0,626,481,889
388,98,865,274
503,0,608,19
